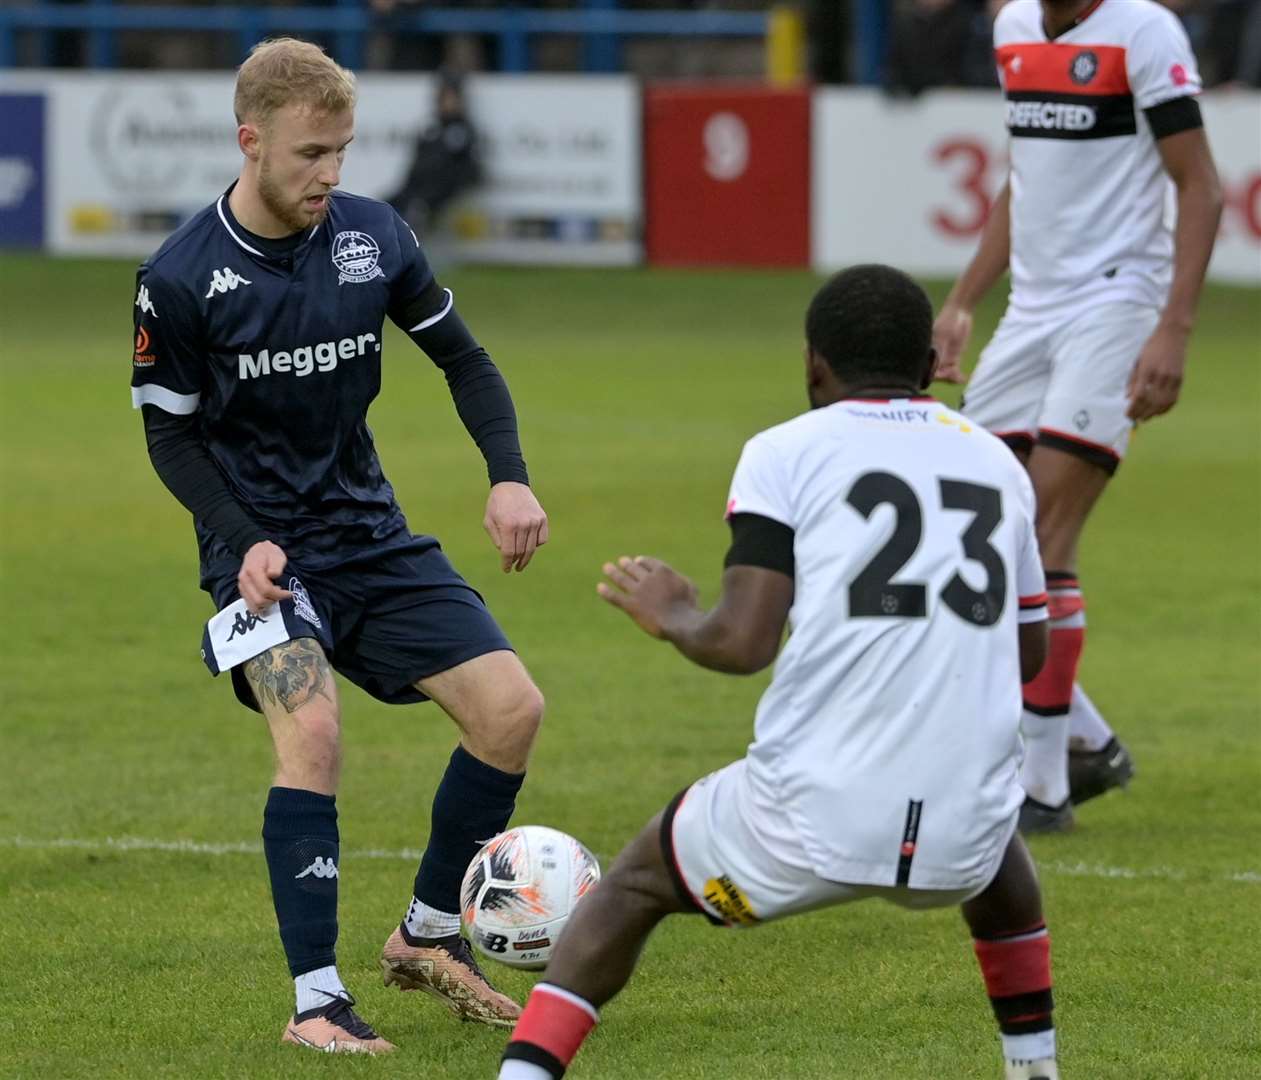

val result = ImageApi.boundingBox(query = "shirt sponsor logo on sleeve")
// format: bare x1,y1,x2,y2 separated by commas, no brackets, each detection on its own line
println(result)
331,231,384,285
133,326,157,367
1170,63,1189,87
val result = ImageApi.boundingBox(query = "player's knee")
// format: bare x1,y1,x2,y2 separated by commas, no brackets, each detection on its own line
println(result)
501,681,545,751
467,680,543,772
517,681,546,736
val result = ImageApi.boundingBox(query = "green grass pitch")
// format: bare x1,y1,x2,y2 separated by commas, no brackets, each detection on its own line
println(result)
0,254,1258,1078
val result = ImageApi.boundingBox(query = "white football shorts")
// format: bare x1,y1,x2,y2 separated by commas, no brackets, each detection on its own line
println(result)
961,301,1161,473
662,759,1015,928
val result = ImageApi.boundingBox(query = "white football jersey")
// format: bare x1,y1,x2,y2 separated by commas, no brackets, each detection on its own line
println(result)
995,0,1201,318
726,397,1047,890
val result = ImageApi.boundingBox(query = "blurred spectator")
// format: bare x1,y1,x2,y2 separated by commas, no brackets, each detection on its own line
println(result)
1200,0,1261,86
384,71,482,232
885,0,997,96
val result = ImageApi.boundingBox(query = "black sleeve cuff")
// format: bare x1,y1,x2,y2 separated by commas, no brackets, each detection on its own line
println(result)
1144,96,1203,140
724,512,795,577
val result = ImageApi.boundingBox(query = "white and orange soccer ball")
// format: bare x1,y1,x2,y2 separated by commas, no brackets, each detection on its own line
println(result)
460,825,601,970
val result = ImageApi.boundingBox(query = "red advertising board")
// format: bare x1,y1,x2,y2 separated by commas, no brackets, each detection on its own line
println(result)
644,83,811,267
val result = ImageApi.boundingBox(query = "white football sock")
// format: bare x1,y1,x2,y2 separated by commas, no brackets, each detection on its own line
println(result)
1002,1029,1056,1062
499,1060,554,1080
1020,710,1070,806
294,964,348,1014
1067,683,1114,752
404,895,461,940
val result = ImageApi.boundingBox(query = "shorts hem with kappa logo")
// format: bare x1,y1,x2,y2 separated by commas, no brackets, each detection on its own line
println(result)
201,543,513,713
961,301,1162,474
661,760,1012,927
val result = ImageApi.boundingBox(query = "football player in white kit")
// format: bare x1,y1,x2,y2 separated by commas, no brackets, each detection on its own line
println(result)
933,0,1223,832
497,267,1060,1080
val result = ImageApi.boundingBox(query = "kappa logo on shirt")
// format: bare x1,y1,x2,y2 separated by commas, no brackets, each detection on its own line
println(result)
205,266,252,300
135,284,158,318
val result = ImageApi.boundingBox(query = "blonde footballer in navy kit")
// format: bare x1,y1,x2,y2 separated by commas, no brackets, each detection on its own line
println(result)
132,38,546,1053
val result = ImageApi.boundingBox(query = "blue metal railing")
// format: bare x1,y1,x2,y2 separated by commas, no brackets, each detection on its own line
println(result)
0,3,773,75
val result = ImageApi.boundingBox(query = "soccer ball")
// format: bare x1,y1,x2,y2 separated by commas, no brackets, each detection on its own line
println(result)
460,825,601,970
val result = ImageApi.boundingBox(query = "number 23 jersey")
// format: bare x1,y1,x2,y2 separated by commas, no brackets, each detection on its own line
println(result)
725,397,1047,890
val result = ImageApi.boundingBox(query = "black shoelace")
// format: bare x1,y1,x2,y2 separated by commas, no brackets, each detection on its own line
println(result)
319,993,379,1039
443,935,488,980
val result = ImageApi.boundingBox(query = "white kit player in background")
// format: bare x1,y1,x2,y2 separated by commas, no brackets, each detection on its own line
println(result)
933,0,1222,833
496,267,1061,1080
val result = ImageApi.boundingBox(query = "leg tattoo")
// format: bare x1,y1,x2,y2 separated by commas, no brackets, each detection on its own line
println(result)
246,640,334,714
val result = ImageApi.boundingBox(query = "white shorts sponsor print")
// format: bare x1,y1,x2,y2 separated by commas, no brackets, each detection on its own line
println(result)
665,760,1013,927
962,302,1161,469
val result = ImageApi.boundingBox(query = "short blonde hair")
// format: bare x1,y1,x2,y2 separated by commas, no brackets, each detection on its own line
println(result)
234,38,356,127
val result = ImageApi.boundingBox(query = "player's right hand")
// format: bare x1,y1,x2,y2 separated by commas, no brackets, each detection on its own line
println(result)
239,541,293,614
598,555,699,640
931,304,972,385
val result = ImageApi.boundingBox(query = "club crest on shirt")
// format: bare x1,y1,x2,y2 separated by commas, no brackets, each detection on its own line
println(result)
288,577,323,629
331,231,384,286
1069,50,1098,85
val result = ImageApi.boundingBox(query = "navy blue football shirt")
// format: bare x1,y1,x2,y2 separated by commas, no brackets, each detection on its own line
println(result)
132,187,488,580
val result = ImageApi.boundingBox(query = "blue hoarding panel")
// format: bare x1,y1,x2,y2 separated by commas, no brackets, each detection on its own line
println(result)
0,94,46,248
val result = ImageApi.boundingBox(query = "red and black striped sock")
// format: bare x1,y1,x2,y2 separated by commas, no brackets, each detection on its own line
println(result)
499,983,599,1079
1021,571,1085,806
974,922,1056,1063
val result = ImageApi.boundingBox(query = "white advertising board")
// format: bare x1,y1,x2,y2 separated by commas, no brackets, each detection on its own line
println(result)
813,87,1261,284
0,71,642,264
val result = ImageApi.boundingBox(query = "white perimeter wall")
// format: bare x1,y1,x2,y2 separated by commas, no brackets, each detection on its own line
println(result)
813,87,1261,284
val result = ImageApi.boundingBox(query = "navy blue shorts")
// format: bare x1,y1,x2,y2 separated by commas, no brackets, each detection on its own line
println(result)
203,542,513,713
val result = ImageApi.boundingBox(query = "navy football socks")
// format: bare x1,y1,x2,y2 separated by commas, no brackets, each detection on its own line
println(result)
413,746,525,921
262,787,340,977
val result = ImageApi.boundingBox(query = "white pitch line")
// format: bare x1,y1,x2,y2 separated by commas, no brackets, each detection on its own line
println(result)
2,836,1257,886
0,835,423,861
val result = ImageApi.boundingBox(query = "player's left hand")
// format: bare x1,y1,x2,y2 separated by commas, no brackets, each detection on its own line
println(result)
485,481,549,572
1127,324,1188,422
598,556,699,640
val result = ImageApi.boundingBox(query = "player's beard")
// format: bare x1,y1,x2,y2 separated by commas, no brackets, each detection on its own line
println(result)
257,156,328,235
